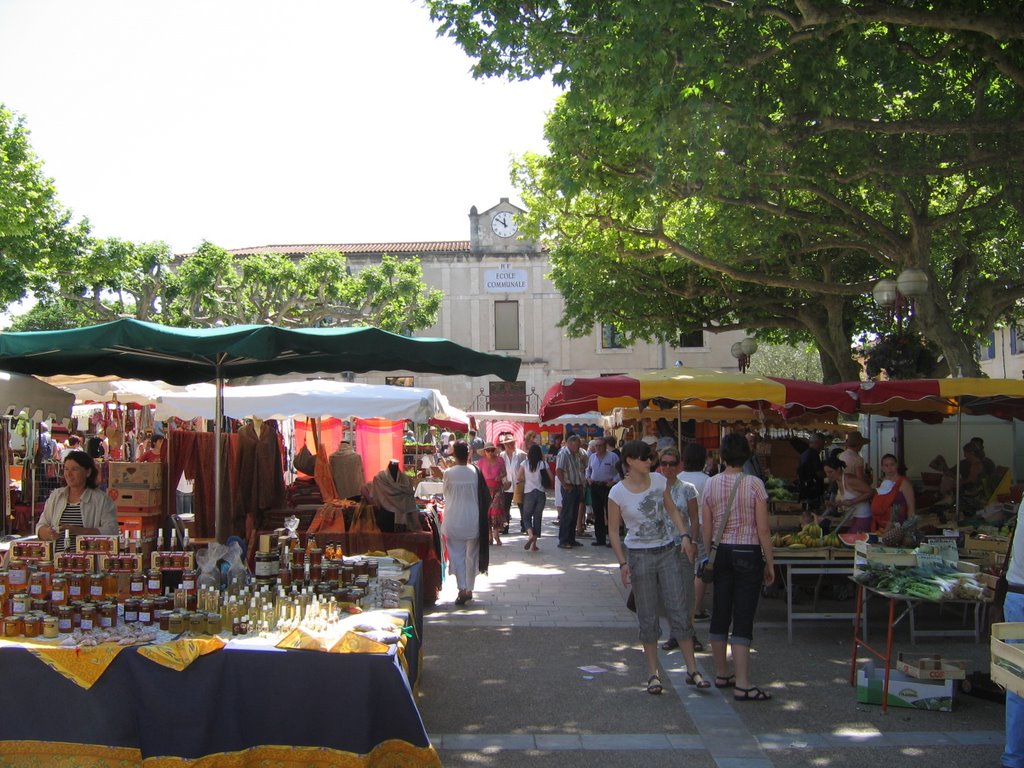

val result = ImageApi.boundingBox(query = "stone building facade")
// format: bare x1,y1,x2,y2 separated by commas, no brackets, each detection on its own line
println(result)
228,199,749,410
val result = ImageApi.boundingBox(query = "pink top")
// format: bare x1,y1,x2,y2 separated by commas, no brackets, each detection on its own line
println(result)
477,456,506,492
702,471,768,546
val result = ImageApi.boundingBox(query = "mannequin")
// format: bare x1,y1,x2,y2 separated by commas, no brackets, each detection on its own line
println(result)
329,441,365,500
370,459,421,533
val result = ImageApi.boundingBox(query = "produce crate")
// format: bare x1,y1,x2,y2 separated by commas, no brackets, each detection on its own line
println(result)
856,660,955,711
853,540,917,576
108,462,164,489
991,623,1024,698
773,546,830,559
896,653,967,681
117,510,162,537
108,487,163,508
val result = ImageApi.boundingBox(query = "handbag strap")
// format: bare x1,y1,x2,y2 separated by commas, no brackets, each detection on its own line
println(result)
707,474,744,567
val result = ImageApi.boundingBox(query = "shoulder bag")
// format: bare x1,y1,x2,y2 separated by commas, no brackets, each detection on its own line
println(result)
699,474,744,584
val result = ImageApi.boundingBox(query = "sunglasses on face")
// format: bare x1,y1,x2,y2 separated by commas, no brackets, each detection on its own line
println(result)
659,460,679,468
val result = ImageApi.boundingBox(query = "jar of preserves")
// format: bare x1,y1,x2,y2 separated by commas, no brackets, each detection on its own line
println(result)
146,569,162,596
28,571,47,598
57,605,73,633
292,547,306,566
98,602,117,629
89,572,105,600
43,615,59,639
67,573,85,600
138,599,154,626
188,613,206,634
123,598,140,624
180,569,197,593
7,560,28,590
11,592,30,615
50,575,68,607
79,604,96,632
366,560,379,578
167,611,185,634
278,565,292,589
22,612,42,638
323,562,340,583
290,561,304,585
309,563,322,583
4,615,23,637
129,572,145,595
206,612,222,635
307,548,323,567
254,551,279,579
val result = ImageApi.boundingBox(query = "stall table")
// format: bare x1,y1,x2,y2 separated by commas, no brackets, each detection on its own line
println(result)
0,563,437,767
774,549,857,643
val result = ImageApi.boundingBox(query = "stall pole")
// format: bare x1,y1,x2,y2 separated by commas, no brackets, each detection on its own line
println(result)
214,365,226,544
1,417,9,535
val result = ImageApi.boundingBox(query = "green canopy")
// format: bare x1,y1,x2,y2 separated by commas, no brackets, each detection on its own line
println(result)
0,319,521,540
0,318,521,384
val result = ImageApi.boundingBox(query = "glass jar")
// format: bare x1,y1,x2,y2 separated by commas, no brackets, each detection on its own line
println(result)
254,551,279,579
22,612,42,638
138,599,154,626
278,565,292,589
307,548,323,567
123,598,140,624
188,613,206,634
309,563,322,583
67,573,85,600
206,612,222,635
42,615,59,639
57,605,73,633
290,561,304,585
146,569,162,596
4,615,23,637
11,592,30,615
7,560,28,590
129,572,146,595
50,575,68,608
366,560,379,578
99,602,117,629
89,572,105,600
167,611,184,634
79,604,96,632
180,569,197,593
28,571,47,598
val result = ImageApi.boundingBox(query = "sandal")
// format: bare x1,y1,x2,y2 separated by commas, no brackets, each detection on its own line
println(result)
686,671,711,689
734,686,772,702
714,675,735,689
646,675,663,695
691,635,704,652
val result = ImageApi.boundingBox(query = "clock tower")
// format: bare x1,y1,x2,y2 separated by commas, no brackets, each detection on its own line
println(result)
469,198,538,254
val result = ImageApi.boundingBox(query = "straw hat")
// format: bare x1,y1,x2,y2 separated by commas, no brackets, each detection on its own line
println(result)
476,442,498,456
498,434,517,446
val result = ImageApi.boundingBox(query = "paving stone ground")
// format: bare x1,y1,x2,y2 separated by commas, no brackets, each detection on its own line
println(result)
418,504,1007,767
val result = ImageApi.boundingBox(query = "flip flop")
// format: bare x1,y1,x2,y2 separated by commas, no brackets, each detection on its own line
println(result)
646,675,663,695
734,686,772,702
714,674,735,689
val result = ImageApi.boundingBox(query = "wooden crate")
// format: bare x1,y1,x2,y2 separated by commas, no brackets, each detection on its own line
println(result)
992,623,1024,697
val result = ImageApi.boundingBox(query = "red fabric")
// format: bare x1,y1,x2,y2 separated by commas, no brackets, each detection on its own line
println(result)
167,430,238,539
354,418,403,478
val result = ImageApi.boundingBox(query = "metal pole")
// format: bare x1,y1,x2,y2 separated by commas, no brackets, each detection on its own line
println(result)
955,402,963,522
1,417,9,536
214,369,226,543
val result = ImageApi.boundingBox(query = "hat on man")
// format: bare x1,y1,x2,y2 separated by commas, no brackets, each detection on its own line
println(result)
498,434,517,446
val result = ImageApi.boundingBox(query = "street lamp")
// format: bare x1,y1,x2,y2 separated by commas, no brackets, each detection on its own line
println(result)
872,268,928,332
731,337,758,373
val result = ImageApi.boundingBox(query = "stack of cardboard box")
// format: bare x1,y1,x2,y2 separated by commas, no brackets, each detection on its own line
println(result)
107,462,164,545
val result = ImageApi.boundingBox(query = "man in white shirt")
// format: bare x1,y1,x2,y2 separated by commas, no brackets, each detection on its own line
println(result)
499,433,528,533
586,436,621,546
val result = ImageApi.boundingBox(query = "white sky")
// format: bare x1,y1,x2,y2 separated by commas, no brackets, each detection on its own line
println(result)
0,0,558,253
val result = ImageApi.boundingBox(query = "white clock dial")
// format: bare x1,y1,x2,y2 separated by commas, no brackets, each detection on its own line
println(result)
491,211,518,238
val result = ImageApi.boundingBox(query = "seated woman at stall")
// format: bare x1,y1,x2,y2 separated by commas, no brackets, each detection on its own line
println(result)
870,453,916,532
821,456,874,533
36,450,118,552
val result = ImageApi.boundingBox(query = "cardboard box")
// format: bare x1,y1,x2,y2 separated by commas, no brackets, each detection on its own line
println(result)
117,510,162,536
108,462,164,489
965,536,1009,555
854,540,917,575
856,661,956,711
108,487,163,508
896,653,967,681
991,623,1024,698
769,513,804,530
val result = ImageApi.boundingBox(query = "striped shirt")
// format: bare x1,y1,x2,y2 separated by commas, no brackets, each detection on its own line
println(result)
702,472,768,546
55,501,84,553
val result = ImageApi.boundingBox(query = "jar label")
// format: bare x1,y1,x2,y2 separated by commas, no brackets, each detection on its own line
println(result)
91,585,104,597
80,618,93,630
69,586,82,597
29,584,42,595
131,582,144,593
125,610,139,622
51,589,65,602
148,579,161,591
58,618,72,630
99,616,113,628
139,610,151,623
183,578,195,590
9,572,26,586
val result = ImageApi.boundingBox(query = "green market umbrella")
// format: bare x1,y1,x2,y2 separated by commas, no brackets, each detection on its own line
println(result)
0,319,521,540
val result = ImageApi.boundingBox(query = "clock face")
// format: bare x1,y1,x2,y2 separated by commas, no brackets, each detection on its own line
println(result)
491,211,518,238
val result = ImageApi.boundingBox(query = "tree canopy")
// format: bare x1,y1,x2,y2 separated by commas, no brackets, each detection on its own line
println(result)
0,104,89,307
428,0,1024,381
13,239,443,334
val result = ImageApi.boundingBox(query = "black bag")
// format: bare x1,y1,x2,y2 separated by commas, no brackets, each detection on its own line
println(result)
540,467,554,490
698,560,715,584
626,589,636,612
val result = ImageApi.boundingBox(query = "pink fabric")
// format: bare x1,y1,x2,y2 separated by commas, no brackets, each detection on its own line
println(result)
295,418,348,457
486,422,531,446
354,418,404,481
703,471,767,546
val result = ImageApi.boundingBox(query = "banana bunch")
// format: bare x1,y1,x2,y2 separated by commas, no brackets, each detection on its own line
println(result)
822,532,842,547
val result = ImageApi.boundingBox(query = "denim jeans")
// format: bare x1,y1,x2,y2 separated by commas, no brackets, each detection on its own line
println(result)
559,485,582,545
522,489,545,536
708,543,765,646
1004,591,1024,767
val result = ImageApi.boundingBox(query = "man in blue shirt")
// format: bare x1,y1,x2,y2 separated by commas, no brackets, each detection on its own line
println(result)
586,437,621,547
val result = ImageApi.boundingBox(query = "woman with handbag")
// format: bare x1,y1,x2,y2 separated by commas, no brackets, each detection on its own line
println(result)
609,440,708,695
701,432,775,702
476,442,508,546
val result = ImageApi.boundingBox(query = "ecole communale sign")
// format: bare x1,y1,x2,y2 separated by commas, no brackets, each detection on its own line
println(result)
484,264,528,293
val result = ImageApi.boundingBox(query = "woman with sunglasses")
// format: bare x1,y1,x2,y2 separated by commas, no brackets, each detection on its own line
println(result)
609,440,707,695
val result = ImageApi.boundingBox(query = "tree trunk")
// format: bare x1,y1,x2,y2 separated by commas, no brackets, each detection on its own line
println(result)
800,299,862,384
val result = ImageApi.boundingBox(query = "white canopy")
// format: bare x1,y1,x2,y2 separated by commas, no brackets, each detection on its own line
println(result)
466,409,607,426
154,380,463,424
1,371,74,422
50,376,193,406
